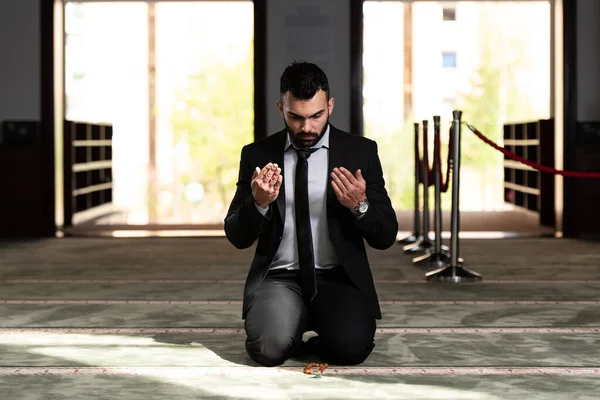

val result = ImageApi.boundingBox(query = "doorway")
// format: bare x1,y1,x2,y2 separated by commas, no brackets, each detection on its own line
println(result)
63,1,254,229
363,1,552,214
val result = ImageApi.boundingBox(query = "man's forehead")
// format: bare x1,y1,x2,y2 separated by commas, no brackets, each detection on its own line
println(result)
285,105,325,115
283,91,328,114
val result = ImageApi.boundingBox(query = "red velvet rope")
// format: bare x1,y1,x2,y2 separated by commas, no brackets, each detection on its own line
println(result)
436,127,452,193
419,126,452,193
466,124,600,179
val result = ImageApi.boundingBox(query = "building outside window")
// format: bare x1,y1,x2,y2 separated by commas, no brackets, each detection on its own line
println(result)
442,51,457,68
443,6,456,21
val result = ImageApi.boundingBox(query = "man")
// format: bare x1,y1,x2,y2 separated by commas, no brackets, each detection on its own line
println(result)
224,61,397,367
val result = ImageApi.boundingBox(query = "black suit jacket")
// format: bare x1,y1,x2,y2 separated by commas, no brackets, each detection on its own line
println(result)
224,125,398,320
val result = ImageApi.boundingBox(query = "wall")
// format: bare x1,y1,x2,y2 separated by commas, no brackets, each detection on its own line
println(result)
0,0,54,237
576,0,600,121
562,0,600,239
0,0,40,121
265,0,351,135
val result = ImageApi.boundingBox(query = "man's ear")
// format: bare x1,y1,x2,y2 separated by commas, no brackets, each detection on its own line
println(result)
328,97,335,115
276,99,284,117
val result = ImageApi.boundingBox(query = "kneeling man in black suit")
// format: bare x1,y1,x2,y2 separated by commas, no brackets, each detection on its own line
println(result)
225,61,398,367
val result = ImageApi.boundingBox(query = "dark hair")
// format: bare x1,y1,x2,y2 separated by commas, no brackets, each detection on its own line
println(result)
279,61,330,100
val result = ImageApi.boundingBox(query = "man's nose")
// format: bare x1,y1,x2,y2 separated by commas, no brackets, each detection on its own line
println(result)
302,120,312,132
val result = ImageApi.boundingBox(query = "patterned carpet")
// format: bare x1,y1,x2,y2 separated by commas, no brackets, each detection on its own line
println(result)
1,234,600,399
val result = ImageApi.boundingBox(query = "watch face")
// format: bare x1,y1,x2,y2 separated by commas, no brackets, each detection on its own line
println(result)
358,202,368,213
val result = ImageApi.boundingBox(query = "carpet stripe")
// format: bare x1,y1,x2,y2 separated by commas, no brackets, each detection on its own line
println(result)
0,279,246,284
3,300,600,305
2,279,600,284
1,366,600,376
0,327,599,335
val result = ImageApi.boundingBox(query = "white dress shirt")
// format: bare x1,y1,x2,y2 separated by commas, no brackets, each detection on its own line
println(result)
255,125,339,270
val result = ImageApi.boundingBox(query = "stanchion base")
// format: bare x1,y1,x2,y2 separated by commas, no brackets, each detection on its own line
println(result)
425,264,482,282
403,238,434,253
413,252,464,267
397,233,420,245
413,251,456,266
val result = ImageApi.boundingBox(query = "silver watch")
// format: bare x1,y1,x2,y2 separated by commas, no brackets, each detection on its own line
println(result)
354,199,369,215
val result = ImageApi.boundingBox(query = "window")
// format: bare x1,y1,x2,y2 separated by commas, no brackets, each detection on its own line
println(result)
442,52,457,68
64,1,255,224
443,7,456,21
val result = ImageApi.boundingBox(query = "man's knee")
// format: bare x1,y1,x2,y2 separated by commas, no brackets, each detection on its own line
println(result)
245,334,298,367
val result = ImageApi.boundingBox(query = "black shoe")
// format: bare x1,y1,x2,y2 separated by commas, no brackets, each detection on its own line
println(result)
294,336,320,360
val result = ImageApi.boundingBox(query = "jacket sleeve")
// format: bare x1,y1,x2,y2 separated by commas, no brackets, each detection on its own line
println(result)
224,145,272,249
354,141,398,250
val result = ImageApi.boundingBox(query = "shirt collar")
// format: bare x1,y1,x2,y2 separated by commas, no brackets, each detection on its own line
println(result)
285,124,330,152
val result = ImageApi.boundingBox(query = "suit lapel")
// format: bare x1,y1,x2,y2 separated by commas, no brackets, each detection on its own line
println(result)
327,126,344,213
269,130,287,225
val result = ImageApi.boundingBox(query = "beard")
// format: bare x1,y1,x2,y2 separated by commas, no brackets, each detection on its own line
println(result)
285,117,329,149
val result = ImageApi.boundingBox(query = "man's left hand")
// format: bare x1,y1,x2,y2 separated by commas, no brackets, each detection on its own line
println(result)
331,167,366,210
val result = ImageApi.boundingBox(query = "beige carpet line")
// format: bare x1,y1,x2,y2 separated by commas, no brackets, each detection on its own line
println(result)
2,279,600,284
2,366,600,377
2,300,600,305
1,327,599,335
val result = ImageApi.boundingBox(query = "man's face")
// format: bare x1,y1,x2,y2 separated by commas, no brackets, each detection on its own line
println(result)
277,89,335,149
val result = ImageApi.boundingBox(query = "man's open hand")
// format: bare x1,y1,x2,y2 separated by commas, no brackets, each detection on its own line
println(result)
252,163,282,208
331,167,366,210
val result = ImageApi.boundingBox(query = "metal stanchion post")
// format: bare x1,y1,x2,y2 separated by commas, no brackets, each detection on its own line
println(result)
426,111,481,281
413,116,450,266
398,123,422,245
405,120,434,254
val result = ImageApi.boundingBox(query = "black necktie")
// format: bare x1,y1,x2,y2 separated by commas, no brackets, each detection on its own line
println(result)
295,148,318,303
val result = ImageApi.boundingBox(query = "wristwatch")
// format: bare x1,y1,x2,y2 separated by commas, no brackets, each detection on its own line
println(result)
354,198,369,215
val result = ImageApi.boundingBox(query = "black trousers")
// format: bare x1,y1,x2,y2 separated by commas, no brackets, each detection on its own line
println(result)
244,266,376,367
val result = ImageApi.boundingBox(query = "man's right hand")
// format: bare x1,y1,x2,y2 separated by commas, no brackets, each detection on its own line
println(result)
252,163,282,208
